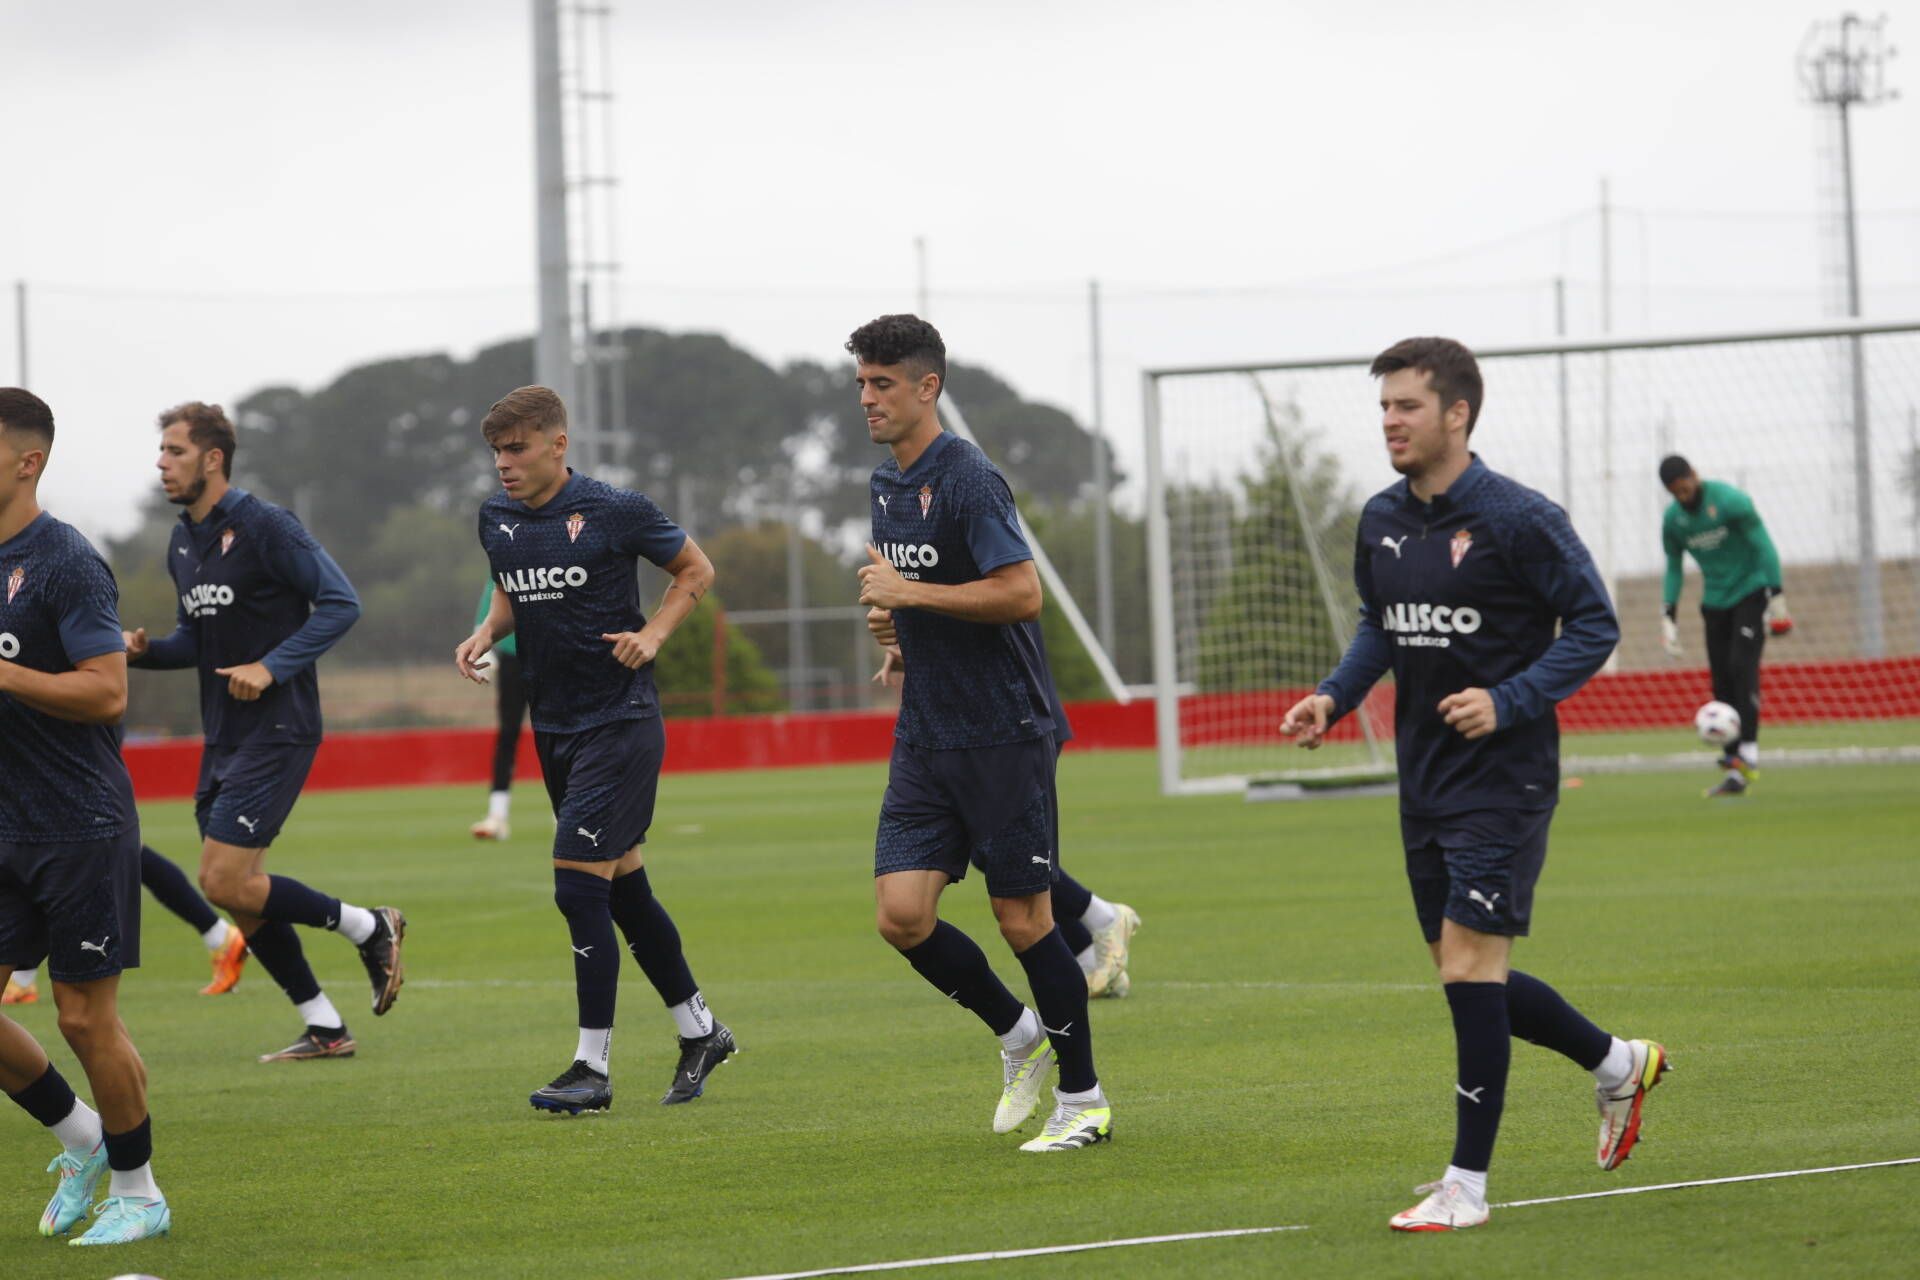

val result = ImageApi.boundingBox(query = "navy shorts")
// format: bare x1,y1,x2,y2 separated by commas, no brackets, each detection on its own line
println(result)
197,741,318,848
1402,808,1553,943
536,715,665,863
875,735,1058,899
0,829,143,983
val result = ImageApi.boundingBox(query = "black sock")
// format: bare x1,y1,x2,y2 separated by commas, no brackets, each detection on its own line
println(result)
262,875,343,931
104,1115,152,1173
554,869,619,1029
1016,925,1096,1094
1051,871,1093,920
1060,917,1094,955
607,866,698,1009
244,920,322,1005
899,920,1024,1037
1445,981,1510,1173
6,1063,78,1127
1507,970,1611,1070
139,845,219,934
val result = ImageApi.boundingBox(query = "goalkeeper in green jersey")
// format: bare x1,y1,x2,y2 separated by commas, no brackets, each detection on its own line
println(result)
1657,455,1791,795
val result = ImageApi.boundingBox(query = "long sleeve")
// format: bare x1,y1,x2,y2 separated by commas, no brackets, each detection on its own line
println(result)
135,588,200,669
1661,518,1684,609
1316,529,1393,724
1489,504,1620,730
256,532,361,684
1732,493,1784,588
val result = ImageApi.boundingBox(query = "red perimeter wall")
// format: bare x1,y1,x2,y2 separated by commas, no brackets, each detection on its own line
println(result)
120,657,1919,799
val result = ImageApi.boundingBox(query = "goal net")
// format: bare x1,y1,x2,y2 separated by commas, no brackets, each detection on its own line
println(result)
1142,319,1920,796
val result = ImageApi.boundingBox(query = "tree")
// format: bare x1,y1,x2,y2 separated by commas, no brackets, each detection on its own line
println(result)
1190,409,1361,693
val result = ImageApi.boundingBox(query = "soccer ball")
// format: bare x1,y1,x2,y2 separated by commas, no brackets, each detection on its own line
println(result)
473,654,494,685
1694,700,1741,746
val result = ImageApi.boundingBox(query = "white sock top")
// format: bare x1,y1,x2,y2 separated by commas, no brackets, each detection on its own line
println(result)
201,919,231,952
296,992,344,1032
488,790,511,821
1443,1165,1488,1205
1081,895,1118,932
576,1027,611,1075
335,903,377,947
671,992,714,1039
1593,1036,1636,1093
108,1161,162,1201
999,1007,1040,1054
50,1099,104,1155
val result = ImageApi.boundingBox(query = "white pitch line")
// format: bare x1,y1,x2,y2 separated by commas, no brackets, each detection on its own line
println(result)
1496,1157,1920,1208
719,1158,1920,1280
717,1225,1309,1280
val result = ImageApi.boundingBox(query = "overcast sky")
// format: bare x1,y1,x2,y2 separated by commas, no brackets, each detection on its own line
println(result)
3,0,1916,548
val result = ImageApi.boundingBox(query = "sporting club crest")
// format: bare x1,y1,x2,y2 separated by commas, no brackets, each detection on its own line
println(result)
918,485,933,519
220,528,237,556
5,566,22,604
1450,528,1473,569
566,512,585,543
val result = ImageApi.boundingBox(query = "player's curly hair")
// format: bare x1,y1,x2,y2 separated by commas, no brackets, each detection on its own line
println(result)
0,388,54,444
1370,337,1483,436
845,314,946,397
158,401,237,476
482,385,568,443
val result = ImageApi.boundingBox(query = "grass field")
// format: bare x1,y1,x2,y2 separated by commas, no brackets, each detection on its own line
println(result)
3,750,1917,1279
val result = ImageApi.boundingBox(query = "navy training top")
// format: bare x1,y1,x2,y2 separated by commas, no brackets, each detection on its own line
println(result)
479,471,688,736
871,431,1055,751
136,488,360,746
0,513,139,842
1316,456,1619,817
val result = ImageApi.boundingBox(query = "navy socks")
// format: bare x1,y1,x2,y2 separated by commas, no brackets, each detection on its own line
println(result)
6,1063,77,1126
104,1115,152,1173
1507,969,1611,1070
1016,925,1096,1094
139,846,219,934
262,875,343,931
554,869,619,1029
608,866,698,1009
900,920,1025,1037
1445,981,1511,1173
244,920,322,1005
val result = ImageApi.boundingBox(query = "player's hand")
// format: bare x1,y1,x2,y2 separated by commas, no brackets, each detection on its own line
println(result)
1438,687,1498,740
872,643,905,687
1766,591,1793,636
858,545,915,610
866,607,898,647
1660,615,1683,659
1280,693,1335,749
123,627,149,659
454,627,494,683
214,661,275,702
601,630,661,670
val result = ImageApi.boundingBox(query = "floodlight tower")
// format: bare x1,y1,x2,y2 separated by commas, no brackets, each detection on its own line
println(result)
1799,13,1897,655
531,0,627,477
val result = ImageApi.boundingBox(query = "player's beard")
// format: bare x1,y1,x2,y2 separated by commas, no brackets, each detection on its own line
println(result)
167,473,208,507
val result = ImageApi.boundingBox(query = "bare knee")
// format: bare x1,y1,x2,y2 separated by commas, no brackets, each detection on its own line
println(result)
199,864,247,912
56,1003,114,1054
876,901,934,951
990,896,1053,953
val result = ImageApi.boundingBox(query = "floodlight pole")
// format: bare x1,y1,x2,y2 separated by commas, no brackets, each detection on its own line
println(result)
531,0,577,428
1089,279,1116,656
12,280,24,385
1800,12,1896,656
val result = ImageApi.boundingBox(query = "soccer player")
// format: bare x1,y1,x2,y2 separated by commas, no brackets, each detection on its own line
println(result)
1281,338,1668,1231
124,401,404,1063
851,314,1111,1152
868,612,1141,998
0,388,171,1245
468,577,526,840
455,386,735,1114
4,848,250,1004
1656,455,1789,797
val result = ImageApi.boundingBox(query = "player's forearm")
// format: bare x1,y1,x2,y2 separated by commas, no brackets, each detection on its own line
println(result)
482,586,516,642
1491,602,1619,728
261,592,361,684
0,662,127,724
1751,522,1783,588
1662,556,1683,609
897,574,1041,625
642,560,716,648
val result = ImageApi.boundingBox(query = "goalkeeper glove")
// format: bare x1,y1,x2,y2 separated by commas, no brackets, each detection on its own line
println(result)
1766,589,1793,636
1660,611,1683,659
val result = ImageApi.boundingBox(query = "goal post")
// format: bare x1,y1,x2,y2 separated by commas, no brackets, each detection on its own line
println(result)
1142,317,1920,797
